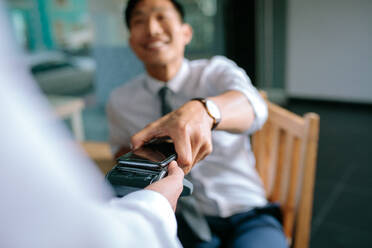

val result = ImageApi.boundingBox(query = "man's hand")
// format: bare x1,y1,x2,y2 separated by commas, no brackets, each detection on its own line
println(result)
131,100,214,174
145,161,184,211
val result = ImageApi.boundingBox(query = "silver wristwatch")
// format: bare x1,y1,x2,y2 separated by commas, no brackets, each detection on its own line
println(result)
191,98,221,130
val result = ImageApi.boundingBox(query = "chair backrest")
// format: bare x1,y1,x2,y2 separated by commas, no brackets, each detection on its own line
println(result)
252,94,319,248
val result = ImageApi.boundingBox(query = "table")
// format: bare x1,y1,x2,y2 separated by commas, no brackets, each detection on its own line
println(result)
48,95,85,141
80,142,115,174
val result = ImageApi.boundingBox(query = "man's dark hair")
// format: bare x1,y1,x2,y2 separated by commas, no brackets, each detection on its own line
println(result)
124,0,185,29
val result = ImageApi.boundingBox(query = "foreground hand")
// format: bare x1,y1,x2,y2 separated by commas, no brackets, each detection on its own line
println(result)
131,100,214,173
145,161,184,211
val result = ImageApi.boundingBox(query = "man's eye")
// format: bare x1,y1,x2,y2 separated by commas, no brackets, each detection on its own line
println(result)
157,14,168,21
132,19,145,25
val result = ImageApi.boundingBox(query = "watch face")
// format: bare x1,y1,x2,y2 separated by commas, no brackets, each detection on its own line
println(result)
206,100,221,120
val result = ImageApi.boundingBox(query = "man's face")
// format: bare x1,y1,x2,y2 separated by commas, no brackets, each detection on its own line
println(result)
128,0,192,67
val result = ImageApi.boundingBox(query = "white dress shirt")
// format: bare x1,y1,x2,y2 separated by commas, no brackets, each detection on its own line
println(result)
0,4,181,247
107,56,268,217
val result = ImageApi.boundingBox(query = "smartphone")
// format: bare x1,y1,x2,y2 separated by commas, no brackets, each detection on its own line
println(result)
116,138,177,170
106,138,193,197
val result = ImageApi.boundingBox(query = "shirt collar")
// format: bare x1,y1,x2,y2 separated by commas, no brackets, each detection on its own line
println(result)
144,59,190,95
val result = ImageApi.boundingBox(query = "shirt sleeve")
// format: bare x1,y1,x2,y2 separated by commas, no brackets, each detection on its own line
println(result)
203,56,268,134
0,7,182,246
0,82,182,248
108,190,181,247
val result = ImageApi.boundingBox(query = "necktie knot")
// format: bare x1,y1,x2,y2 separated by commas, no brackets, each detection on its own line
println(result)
158,86,173,116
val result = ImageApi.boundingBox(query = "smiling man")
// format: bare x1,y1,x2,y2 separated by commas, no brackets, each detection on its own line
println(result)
127,0,191,82
107,0,288,247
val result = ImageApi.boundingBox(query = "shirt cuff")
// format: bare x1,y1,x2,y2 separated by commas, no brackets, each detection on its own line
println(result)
227,85,268,134
111,189,177,236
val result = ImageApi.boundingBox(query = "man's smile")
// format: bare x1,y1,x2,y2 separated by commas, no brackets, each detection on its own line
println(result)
144,38,170,51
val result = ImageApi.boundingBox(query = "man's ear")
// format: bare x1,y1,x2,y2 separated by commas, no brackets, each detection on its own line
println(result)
182,23,193,45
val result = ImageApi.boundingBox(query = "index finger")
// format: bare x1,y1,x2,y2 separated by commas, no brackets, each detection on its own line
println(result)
131,122,166,149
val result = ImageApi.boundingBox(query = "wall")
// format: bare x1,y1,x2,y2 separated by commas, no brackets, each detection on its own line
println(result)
7,0,89,50
255,0,287,104
43,0,88,49
6,0,43,50
89,0,142,104
286,0,372,103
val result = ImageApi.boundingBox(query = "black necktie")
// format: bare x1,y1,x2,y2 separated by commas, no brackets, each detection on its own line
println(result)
158,86,173,116
157,87,212,242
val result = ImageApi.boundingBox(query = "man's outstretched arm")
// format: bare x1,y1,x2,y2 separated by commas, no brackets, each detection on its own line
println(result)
131,90,257,173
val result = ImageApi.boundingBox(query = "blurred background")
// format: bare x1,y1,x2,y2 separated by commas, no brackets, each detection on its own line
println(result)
4,0,371,247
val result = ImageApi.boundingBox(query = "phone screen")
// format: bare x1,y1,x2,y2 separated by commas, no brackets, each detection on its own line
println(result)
117,139,177,168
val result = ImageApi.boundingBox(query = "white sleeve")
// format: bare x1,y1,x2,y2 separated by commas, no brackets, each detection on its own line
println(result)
203,56,268,134
108,190,181,247
0,73,182,248
0,5,181,246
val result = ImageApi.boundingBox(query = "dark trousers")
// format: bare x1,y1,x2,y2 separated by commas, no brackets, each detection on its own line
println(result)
176,204,288,248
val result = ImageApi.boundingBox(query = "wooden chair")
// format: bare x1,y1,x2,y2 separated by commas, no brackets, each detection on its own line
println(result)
252,94,319,248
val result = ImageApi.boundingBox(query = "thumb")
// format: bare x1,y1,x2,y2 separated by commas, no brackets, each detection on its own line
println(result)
167,161,184,178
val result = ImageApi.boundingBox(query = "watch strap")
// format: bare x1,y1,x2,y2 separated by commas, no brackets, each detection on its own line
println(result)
191,97,221,130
